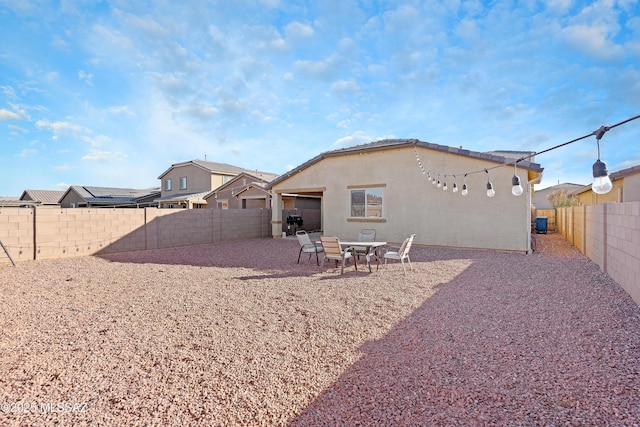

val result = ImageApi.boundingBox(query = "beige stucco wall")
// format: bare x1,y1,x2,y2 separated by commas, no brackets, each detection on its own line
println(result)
623,174,640,202
271,146,533,252
160,164,225,198
60,190,89,208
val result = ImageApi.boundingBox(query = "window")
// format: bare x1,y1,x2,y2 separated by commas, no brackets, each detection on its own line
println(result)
217,200,228,209
222,175,233,184
165,179,172,191
350,187,383,217
180,176,187,190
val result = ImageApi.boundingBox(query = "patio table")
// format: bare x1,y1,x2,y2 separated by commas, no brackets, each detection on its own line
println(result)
339,241,387,272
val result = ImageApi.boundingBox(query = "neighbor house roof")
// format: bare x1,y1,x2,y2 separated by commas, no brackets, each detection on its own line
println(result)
0,197,24,207
204,172,273,200
157,159,278,181
155,191,210,205
60,186,161,206
532,183,585,209
267,139,544,189
19,189,65,205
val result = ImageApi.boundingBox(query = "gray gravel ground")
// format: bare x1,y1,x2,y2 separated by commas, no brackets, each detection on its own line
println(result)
1,233,639,426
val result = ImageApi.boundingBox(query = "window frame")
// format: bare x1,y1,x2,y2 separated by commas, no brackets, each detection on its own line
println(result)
179,176,187,190
348,184,386,222
164,178,172,191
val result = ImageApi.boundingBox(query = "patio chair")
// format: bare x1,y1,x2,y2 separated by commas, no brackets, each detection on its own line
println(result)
383,234,415,275
296,230,324,265
320,236,357,274
352,228,376,261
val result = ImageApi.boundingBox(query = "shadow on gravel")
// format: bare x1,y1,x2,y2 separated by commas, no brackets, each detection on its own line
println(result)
291,234,640,426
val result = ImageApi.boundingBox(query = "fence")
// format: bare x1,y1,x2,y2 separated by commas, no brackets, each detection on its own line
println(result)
0,207,272,264
557,202,640,304
534,209,557,232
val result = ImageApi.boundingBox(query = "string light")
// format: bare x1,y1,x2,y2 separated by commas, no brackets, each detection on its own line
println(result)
442,175,448,191
461,174,468,196
412,114,640,199
511,163,523,196
591,126,613,195
485,169,495,197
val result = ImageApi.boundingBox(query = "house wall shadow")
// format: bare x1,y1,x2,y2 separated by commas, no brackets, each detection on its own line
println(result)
290,244,640,425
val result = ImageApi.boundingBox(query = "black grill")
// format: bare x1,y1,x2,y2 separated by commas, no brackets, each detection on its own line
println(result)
286,215,303,226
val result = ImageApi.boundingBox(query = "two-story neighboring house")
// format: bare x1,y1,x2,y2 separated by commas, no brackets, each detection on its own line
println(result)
155,159,278,209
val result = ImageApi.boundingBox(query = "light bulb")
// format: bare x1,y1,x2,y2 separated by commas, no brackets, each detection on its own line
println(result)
486,182,495,197
443,181,447,191
452,182,458,193
437,179,441,188
432,177,437,185
511,175,523,196
592,159,613,194
592,175,613,194
461,184,468,196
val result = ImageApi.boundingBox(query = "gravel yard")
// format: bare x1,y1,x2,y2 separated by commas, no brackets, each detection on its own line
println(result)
1,233,639,426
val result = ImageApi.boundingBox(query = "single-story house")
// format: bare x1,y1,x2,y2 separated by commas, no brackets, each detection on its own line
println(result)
156,159,277,209
203,172,275,209
532,183,584,210
58,186,161,208
571,164,640,205
266,139,544,252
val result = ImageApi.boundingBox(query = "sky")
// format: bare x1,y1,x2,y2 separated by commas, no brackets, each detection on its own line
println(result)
1,0,639,197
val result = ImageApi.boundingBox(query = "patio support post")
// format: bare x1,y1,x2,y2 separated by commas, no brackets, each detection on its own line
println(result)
271,192,284,238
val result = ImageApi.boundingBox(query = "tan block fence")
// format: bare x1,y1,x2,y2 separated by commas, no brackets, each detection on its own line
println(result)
0,207,273,264
557,201,640,304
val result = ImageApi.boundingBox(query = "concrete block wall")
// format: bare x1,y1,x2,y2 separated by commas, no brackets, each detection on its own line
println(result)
0,207,272,264
558,202,640,305
573,205,585,254
605,203,640,304
0,207,34,263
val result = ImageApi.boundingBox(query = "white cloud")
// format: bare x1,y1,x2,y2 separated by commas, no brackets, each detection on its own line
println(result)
294,55,342,81
106,105,136,117
285,21,314,39
35,120,110,148
51,35,69,51
0,109,21,121
8,124,28,134
1,85,18,99
18,148,38,157
81,149,127,162
36,120,86,138
44,71,59,81
331,79,360,99
333,131,373,147
78,70,94,85
560,24,625,60
182,102,219,121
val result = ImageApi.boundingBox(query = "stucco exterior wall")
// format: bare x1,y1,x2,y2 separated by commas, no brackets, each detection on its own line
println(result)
160,164,219,198
59,191,88,208
623,174,640,202
271,146,533,252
